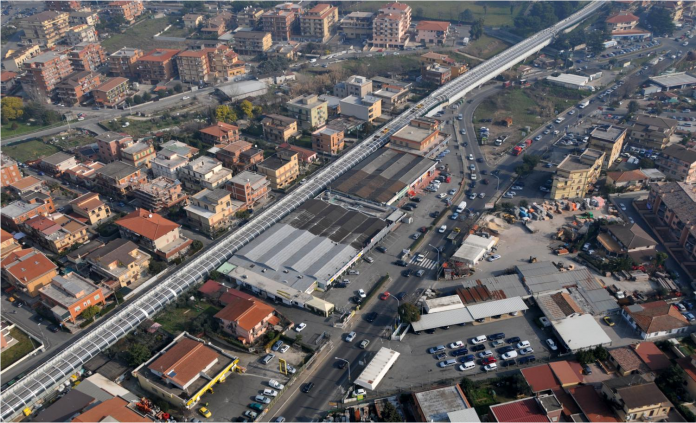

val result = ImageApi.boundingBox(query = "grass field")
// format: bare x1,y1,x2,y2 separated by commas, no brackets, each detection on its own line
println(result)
160,24,192,38
475,88,541,132
346,1,526,27
101,17,181,53
53,135,100,151
0,121,60,138
464,34,511,60
2,139,60,163
155,304,220,334
0,328,37,369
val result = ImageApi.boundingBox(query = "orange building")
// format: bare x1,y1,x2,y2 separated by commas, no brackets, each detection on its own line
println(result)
1,155,22,187
312,126,344,155
200,122,240,145
1,194,56,231
21,51,74,97
68,42,107,72
93,77,129,108
108,47,143,79
107,0,144,23
214,294,279,344
56,70,102,106
228,170,269,208
136,49,180,84
1,248,58,297
39,272,105,323
116,209,192,261
1,229,21,259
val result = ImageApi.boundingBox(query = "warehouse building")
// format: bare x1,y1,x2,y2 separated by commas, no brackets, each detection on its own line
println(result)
649,72,696,91
551,314,612,352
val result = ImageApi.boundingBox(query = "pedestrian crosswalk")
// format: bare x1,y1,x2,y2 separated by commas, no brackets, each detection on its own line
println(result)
409,257,438,269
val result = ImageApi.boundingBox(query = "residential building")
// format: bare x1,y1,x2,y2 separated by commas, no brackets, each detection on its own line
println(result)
120,141,155,168
64,161,104,187
420,51,468,77
180,156,233,190
68,42,107,72
286,94,328,129
133,333,237,409
233,31,272,55
261,9,297,42
176,46,246,83
334,75,373,98
107,1,144,23
551,148,605,200
256,148,299,189
116,209,192,261
214,295,278,344
655,144,696,183
160,140,198,159
262,114,299,143
185,189,240,235
214,141,253,168
676,355,696,400
415,21,450,45
2,45,41,72
39,272,105,323
300,4,338,43
267,41,302,61
489,394,564,423
46,1,82,12
236,7,264,28
606,12,640,32
372,84,409,111
589,125,628,168
7,176,44,196
175,49,209,84
389,120,441,153
200,15,228,36
621,300,689,339
1,229,21,259
0,195,56,231
228,171,269,207
21,51,73,98
597,223,657,264
72,397,153,423
134,177,187,212
56,70,102,106
645,181,696,265
627,115,678,150
86,238,150,288
340,11,373,39
93,77,129,108
206,45,245,80
372,2,411,49
108,47,143,79
422,63,452,85
1,248,58,297
312,126,345,155
68,11,99,26
151,141,196,180
94,161,147,195
39,152,78,175
606,170,649,189
600,377,671,421
96,132,133,163
238,147,264,171
23,214,89,254
199,122,240,145
339,95,382,122
136,49,180,84
69,193,111,225
278,143,317,164
65,24,97,45
1,155,22,188
182,13,204,28
17,11,70,48
1,71,18,94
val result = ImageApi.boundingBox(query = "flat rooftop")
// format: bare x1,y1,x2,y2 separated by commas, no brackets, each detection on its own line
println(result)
391,125,435,143
650,72,696,88
414,385,470,422
590,125,626,143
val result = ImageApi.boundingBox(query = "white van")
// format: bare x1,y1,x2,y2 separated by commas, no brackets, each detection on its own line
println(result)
459,361,476,371
438,359,457,368
516,340,531,349
456,201,467,213
471,335,487,344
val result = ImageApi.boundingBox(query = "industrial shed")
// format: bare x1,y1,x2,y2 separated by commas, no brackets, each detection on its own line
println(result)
551,314,612,352
354,348,400,391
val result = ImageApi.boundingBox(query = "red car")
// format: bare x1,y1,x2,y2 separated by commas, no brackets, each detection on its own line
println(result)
481,357,497,365
379,292,391,300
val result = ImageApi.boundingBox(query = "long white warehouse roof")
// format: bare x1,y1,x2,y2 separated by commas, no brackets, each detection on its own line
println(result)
551,314,612,351
411,308,474,332
354,347,400,391
467,297,528,319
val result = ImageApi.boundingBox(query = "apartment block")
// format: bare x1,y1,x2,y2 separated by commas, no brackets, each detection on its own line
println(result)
120,141,155,168
238,147,265,171
151,141,197,180
136,49,180,84
334,75,372,98
2,45,41,72
339,95,382,122
200,15,228,36
107,0,144,23
175,50,209,84
68,42,107,72
1,71,18,95
627,115,678,150
177,46,246,84
180,156,233,190
39,272,106,323
647,182,696,264
96,132,133,163
422,63,451,86
134,176,188,212
340,11,373,39
588,125,627,168
70,193,111,225
372,2,411,49
1,229,21,259
236,7,264,28
389,122,441,152
93,77,129,108
300,4,338,43
108,47,143,79
21,51,73,97
64,161,104,187
207,45,246,80
182,13,204,28
262,9,297,42
257,148,299,189
65,24,97,45
1,248,58,297
39,152,78,175
286,94,328,129
200,122,240,145
215,141,253,168
18,11,70,48
228,171,269,207
56,70,102,106
94,161,147,196
551,148,605,200
46,1,82,12
116,209,192,261
372,84,409,110
234,31,272,55
420,51,468,77
656,144,696,183
86,238,150,288
23,214,89,254
1,155,22,188
185,189,241,235
415,21,450,45
0,195,56,231
261,114,298,143
7,176,44,196
312,126,345,155
69,11,99,26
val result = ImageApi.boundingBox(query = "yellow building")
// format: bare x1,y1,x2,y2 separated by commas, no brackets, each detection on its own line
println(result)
2,45,42,72
23,214,89,254
184,188,242,235
262,114,299,143
286,94,328,129
257,148,300,189
70,192,111,225
600,378,672,422
18,10,70,48
551,148,605,200
1,248,58,297
588,125,627,169
234,31,272,55
121,141,155,168
300,3,338,43
86,238,150,288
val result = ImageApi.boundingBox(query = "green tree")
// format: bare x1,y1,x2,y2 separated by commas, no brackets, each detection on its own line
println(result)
654,252,668,267
470,18,485,40
398,303,421,323
149,260,167,275
133,94,143,104
639,158,655,169
644,7,676,36
414,7,424,18
460,9,474,23
208,270,222,281
142,91,152,102
627,100,639,114
191,240,203,253
593,346,608,361
174,83,183,93
81,305,101,320
381,402,402,422
239,100,254,118
215,105,237,123
127,343,152,366
1,97,24,121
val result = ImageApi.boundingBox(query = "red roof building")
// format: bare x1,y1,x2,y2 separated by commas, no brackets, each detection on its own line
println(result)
135,48,180,84
521,365,559,393
214,296,278,344
631,341,670,372
73,397,153,422
568,385,620,422
147,337,219,390
278,142,318,163
490,394,563,422
199,122,240,145
621,301,690,339
115,209,191,261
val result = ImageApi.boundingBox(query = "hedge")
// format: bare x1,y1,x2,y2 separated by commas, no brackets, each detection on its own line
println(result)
361,274,391,308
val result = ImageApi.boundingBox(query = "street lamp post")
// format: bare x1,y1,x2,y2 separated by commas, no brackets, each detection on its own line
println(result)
335,357,351,383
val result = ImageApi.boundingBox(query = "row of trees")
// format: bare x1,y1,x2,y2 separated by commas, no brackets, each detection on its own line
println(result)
214,100,262,123
513,2,582,37
1,97,61,126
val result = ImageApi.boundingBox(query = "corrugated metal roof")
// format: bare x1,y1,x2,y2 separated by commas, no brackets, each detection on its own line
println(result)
354,348,400,391
411,308,474,332
461,275,529,299
516,261,559,278
467,297,528,319
551,314,612,351
578,287,619,314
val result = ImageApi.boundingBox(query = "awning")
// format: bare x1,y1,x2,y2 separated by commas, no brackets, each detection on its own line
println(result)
355,348,400,390
305,297,334,316
597,233,622,253
411,308,474,332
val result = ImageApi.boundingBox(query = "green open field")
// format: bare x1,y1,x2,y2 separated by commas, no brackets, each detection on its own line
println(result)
101,17,181,53
0,121,61,139
2,139,60,163
160,24,192,38
346,1,527,27
474,87,541,131
1,328,38,369
155,304,220,335
464,34,511,60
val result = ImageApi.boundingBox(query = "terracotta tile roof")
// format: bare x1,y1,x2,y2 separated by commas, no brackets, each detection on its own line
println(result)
220,288,256,305
219,140,252,154
632,342,670,371
521,364,559,392
214,296,275,331
1,71,18,82
549,361,583,386
148,337,219,387
416,21,450,32
607,170,648,183
676,356,696,383
95,77,129,92
70,192,105,212
73,397,153,423
1,248,57,285
139,49,180,63
1,229,13,243
278,143,316,162
617,383,671,410
606,12,638,24
569,385,619,422
552,387,581,416
623,301,689,334
199,279,225,295
10,176,43,191
116,208,179,241
25,215,55,232
609,347,650,374
490,397,551,423
200,122,239,138
384,2,410,11
177,49,208,58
